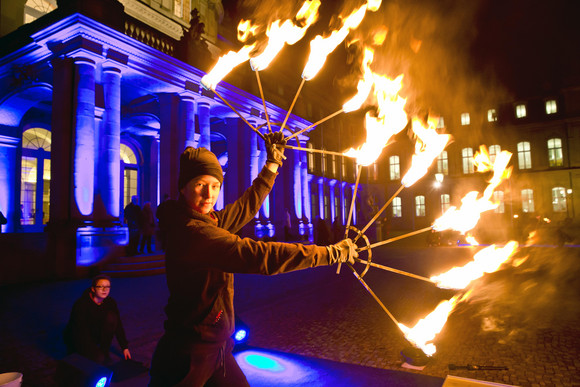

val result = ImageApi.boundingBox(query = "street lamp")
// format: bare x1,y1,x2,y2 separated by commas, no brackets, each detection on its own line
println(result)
434,173,444,188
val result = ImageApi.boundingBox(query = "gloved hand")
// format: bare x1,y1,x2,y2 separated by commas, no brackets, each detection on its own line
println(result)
326,238,359,265
264,131,287,166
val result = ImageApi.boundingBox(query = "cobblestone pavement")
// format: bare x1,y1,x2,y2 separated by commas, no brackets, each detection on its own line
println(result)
1,245,579,386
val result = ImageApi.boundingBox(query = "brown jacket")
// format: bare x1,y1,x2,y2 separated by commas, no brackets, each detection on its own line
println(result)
159,166,330,342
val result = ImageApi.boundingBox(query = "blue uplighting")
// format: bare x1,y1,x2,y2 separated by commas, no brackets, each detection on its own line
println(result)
234,329,247,342
94,376,108,387
244,354,285,372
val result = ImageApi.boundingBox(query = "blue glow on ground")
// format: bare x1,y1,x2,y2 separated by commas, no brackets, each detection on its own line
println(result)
95,376,107,387
235,349,320,386
234,329,247,342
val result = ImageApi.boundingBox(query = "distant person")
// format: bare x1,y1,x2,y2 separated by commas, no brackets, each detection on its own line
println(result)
64,275,131,365
0,209,7,233
139,202,156,254
124,196,141,256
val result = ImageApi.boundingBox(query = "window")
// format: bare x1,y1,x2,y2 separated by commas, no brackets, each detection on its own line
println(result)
487,109,497,122
392,197,402,218
372,161,379,181
517,141,532,169
341,157,346,179
489,145,501,163
440,194,450,214
20,128,51,228
493,191,505,213
462,147,474,174
121,144,138,211
332,155,337,176
516,104,527,118
437,151,448,175
437,117,445,129
321,150,326,175
547,138,563,167
415,195,425,217
461,113,470,126
24,0,57,24
389,155,400,180
552,187,567,212
521,189,534,213
545,99,557,115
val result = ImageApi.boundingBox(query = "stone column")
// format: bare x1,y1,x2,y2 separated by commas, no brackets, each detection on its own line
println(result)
0,135,19,232
197,101,211,149
98,64,122,219
72,57,97,218
180,92,197,149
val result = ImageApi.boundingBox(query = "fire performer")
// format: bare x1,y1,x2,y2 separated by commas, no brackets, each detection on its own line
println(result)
149,131,358,386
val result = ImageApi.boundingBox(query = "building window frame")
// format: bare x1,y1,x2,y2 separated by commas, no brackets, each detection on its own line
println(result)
547,138,563,167
389,155,400,180
517,141,532,170
521,189,534,213
392,197,402,218
415,195,425,217
462,147,474,174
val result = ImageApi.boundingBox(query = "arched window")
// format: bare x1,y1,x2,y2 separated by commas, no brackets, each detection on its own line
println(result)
24,0,57,24
20,128,51,229
120,143,138,211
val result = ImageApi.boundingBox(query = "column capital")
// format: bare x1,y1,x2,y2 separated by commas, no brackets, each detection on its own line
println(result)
49,36,103,63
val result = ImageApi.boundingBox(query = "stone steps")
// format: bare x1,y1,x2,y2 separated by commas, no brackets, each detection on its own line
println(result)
101,253,166,277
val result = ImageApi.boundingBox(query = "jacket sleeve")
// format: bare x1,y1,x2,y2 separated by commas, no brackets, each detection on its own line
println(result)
182,221,331,275
215,166,276,234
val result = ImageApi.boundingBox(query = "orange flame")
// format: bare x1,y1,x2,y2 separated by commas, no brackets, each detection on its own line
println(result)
432,146,512,233
431,241,519,290
401,116,451,187
398,296,459,356
237,20,258,42
249,0,321,71
342,47,374,113
343,74,407,166
465,234,479,245
302,1,381,80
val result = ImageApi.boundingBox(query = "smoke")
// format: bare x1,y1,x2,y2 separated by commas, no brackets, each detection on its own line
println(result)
462,246,580,340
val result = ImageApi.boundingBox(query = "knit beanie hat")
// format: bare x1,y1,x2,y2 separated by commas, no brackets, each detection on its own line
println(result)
178,147,224,190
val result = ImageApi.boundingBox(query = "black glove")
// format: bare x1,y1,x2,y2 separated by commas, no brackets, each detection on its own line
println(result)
264,131,287,166
326,238,358,265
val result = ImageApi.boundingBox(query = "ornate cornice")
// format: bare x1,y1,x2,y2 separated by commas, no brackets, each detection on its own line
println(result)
118,0,184,40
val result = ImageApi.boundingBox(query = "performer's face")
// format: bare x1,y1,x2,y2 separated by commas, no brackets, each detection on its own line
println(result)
92,279,111,300
181,175,221,215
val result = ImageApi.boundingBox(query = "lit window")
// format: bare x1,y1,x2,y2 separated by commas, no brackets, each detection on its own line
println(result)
332,155,337,176
321,150,326,175
517,141,532,169
460,113,470,126
437,117,445,128
21,128,52,227
547,138,563,167
341,157,346,178
487,109,497,122
24,0,57,24
521,189,534,213
552,187,567,212
121,144,139,210
516,104,527,118
440,194,450,214
489,145,501,163
437,151,448,175
545,99,557,115
493,191,505,213
415,195,425,217
462,147,474,174
389,155,400,180
392,197,402,218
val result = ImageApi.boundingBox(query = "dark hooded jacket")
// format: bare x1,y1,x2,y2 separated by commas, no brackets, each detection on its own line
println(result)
64,288,129,363
158,166,330,342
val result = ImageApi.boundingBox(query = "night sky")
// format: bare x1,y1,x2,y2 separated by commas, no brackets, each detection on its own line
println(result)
220,0,580,115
